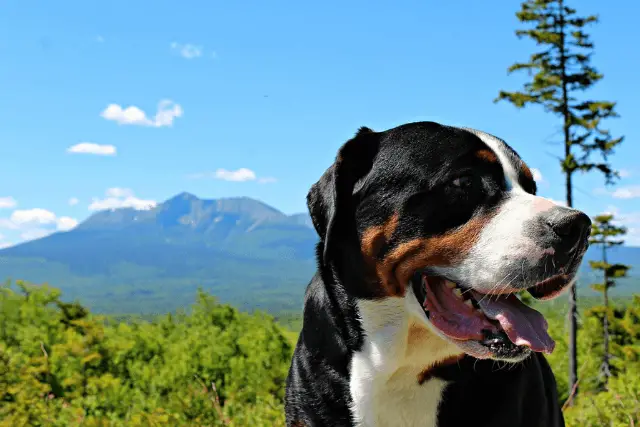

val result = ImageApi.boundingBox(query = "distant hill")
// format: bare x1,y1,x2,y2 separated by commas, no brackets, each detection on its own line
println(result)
0,192,638,314
0,193,318,314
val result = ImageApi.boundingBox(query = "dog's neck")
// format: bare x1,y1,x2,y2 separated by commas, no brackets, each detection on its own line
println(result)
348,290,463,427
355,293,462,373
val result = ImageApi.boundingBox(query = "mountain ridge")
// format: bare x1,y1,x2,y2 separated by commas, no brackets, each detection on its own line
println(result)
0,192,638,314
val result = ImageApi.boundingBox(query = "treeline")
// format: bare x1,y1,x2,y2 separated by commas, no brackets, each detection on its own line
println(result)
0,281,292,426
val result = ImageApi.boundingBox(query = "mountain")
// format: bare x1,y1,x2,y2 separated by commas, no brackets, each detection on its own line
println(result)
0,193,319,314
0,192,638,314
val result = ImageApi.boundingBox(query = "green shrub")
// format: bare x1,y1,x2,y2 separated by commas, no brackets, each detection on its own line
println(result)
0,281,293,426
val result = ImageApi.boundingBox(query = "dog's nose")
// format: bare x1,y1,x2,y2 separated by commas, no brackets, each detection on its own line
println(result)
544,208,591,253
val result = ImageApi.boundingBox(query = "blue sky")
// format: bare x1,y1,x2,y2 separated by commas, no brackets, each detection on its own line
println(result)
0,0,638,248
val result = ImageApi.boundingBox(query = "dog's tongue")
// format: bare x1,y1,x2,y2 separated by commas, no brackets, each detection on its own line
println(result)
471,291,555,353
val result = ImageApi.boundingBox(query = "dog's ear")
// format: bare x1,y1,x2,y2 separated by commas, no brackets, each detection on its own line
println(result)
307,126,381,266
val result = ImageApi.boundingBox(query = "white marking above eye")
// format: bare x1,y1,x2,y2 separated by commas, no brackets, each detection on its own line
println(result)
461,128,524,193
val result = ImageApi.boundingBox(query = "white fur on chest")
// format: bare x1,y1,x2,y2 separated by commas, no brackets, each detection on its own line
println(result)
349,290,462,427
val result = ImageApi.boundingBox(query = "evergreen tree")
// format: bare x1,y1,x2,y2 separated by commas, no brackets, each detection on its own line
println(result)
495,0,624,403
588,213,629,390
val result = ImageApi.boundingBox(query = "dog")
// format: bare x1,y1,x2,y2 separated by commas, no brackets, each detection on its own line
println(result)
284,121,590,427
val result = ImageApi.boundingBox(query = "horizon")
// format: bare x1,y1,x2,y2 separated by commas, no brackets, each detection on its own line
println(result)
1,0,639,249
3,191,640,252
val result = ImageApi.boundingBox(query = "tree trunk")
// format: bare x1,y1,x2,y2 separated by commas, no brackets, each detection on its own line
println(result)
566,169,577,404
567,274,578,403
602,287,610,388
601,244,611,390
557,0,579,405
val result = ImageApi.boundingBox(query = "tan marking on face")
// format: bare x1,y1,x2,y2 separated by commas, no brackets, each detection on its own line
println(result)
417,354,465,385
361,213,399,259
521,162,534,181
370,213,495,297
360,214,401,295
475,149,498,163
405,322,459,360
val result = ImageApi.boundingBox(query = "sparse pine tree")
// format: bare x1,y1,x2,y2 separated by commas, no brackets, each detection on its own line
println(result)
588,213,629,391
495,0,624,403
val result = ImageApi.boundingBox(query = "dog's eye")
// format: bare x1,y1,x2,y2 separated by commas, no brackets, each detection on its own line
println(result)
451,176,472,189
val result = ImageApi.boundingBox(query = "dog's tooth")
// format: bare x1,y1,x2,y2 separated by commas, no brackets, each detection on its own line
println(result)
453,288,463,299
445,281,456,289
464,299,473,308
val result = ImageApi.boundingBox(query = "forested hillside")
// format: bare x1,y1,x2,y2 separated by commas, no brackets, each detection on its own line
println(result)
2,280,639,425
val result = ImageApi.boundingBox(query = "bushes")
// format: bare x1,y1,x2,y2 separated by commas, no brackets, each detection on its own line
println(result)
2,279,639,426
0,281,293,426
547,295,640,426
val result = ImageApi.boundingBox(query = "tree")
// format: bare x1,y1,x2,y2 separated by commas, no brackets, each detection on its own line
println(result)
495,0,624,403
588,214,629,391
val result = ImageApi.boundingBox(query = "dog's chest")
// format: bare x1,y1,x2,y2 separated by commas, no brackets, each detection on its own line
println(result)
350,357,447,427
348,296,461,427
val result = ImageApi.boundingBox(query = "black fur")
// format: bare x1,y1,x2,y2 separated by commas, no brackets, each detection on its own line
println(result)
285,122,566,427
432,354,564,427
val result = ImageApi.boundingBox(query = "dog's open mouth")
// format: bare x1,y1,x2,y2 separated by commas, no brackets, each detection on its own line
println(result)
413,273,570,356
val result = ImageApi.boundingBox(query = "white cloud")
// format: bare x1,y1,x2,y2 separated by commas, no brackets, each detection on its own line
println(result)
531,168,544,183
601,205,640,246
0,197,17,209
57,216,78,231
170,42,203,59
105,187,134,198
20,228,52,241
0,241,13,249
625,227,640,246
89,188,156,211
188,168,276,184
100,100,183,127
604,206,640,225
10,208,57,226
0,219,18,230
0,207,79,245
68,197,79,206
214,168,257,182
611,186,640,200
153,100,184,127
67,142,117,156
101,104,147,125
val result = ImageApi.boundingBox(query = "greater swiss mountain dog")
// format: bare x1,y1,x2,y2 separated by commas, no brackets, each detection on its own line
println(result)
285,122,590,427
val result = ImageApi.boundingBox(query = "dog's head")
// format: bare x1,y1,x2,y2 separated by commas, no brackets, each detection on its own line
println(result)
308,122,590,362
